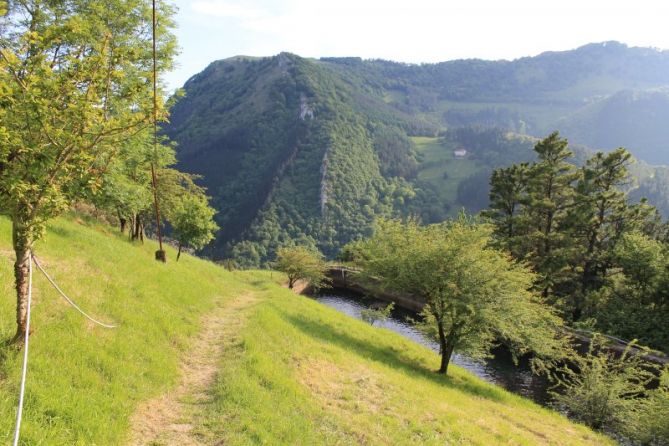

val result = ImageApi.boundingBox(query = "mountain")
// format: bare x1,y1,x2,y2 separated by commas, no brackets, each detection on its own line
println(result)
166,42,669,264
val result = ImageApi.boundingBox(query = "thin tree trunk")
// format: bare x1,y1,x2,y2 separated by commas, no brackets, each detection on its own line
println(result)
118,209,127,233
176,243,182,261
440,341,455,375
131,214,144,243
128,215,135,240
437,322,455,374
11,218,33,344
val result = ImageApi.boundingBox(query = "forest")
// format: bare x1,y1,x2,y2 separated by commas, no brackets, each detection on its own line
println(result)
166,47,669,266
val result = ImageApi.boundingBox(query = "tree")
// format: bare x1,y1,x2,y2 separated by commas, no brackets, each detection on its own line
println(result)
485,163,530,255
566,148,638,320
274,246,329,290
171,195,218,261
360,302,394,326
354,217,564,374
524,132,580,299
0,0,177,342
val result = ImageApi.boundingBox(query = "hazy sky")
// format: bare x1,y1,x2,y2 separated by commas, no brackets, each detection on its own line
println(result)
166,0,669,91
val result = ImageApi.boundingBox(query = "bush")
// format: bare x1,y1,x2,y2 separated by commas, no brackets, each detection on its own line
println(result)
550,336,657,433
630,368,669,445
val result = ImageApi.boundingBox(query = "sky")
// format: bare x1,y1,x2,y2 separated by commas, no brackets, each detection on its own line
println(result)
166,0,669,91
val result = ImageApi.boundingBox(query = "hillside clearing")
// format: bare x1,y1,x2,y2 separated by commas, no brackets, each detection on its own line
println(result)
413,136,483,210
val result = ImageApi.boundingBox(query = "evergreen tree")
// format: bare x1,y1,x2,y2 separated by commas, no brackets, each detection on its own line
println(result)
567,149,640,319
486,163,530,256
516,132,580,301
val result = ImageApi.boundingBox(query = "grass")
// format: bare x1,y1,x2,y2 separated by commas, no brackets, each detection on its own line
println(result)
413,136,483,212
0,216,247,444
198,282,612,445
0,216,612,445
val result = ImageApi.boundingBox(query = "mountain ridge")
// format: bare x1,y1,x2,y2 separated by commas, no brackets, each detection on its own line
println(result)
166,42,669,264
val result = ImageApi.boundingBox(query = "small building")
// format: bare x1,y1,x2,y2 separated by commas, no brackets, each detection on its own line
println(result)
453,148,467,157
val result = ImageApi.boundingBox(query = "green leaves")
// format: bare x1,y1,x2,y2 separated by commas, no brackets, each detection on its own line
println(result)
171,194,219,254
353,217,564,373
0,0,177,239
274,246,330,291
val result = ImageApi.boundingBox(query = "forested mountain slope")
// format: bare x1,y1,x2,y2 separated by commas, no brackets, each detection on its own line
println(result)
167,53,416,264
166,43,669,264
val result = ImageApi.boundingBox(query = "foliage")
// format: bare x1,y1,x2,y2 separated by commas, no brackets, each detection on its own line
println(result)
0,0,176,240
360,301,395,326
171,195,219,260
630,368,669,445
274,246,330,290
166,47,669,267
0,0,177,339
352,216,565,374
594,232,669,350
550,336,662,441
487,134,669,351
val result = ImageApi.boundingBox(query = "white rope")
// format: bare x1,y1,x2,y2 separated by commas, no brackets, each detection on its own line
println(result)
31,255,117,329
13,252,33,446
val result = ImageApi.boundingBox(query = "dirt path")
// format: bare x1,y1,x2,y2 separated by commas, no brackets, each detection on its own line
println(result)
127,292,257,446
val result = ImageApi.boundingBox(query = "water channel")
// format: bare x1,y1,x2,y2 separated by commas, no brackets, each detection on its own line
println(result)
313,290,553,406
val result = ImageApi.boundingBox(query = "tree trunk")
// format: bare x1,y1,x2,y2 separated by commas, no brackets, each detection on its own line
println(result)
128,215,135,240
131,214,144,243
11,219,33,344
437,322,455,374
176,243,182,261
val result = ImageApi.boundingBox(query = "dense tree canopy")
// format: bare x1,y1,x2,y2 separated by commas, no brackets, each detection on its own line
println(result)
275,246,329,290
487,133,669,351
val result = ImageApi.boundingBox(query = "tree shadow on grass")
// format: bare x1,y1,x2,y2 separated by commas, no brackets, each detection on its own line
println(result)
281,312,511,404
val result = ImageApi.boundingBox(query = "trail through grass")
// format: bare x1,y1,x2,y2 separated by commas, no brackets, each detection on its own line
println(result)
0,216,612,445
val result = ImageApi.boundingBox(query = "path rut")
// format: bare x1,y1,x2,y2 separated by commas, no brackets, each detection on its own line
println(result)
127,292,257,446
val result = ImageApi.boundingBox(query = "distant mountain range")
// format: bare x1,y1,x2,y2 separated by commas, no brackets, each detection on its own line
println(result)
165,42,669,264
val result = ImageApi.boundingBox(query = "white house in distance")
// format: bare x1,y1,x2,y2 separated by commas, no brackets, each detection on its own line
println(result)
453,148,467,158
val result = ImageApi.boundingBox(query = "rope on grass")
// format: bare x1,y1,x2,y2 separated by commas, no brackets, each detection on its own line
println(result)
31,254,118,329
12,252,33,446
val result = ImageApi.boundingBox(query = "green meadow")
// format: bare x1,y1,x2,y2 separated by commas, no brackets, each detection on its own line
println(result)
0,217,611,445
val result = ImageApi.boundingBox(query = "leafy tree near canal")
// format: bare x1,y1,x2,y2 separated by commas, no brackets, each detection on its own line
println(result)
351,216,565,374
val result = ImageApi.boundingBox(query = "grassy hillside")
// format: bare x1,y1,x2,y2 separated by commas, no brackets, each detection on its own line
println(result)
0,216,244,444
413,136,484,214
0,217,612,444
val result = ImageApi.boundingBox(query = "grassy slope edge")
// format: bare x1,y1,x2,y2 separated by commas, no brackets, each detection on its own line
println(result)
0,217,610,445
